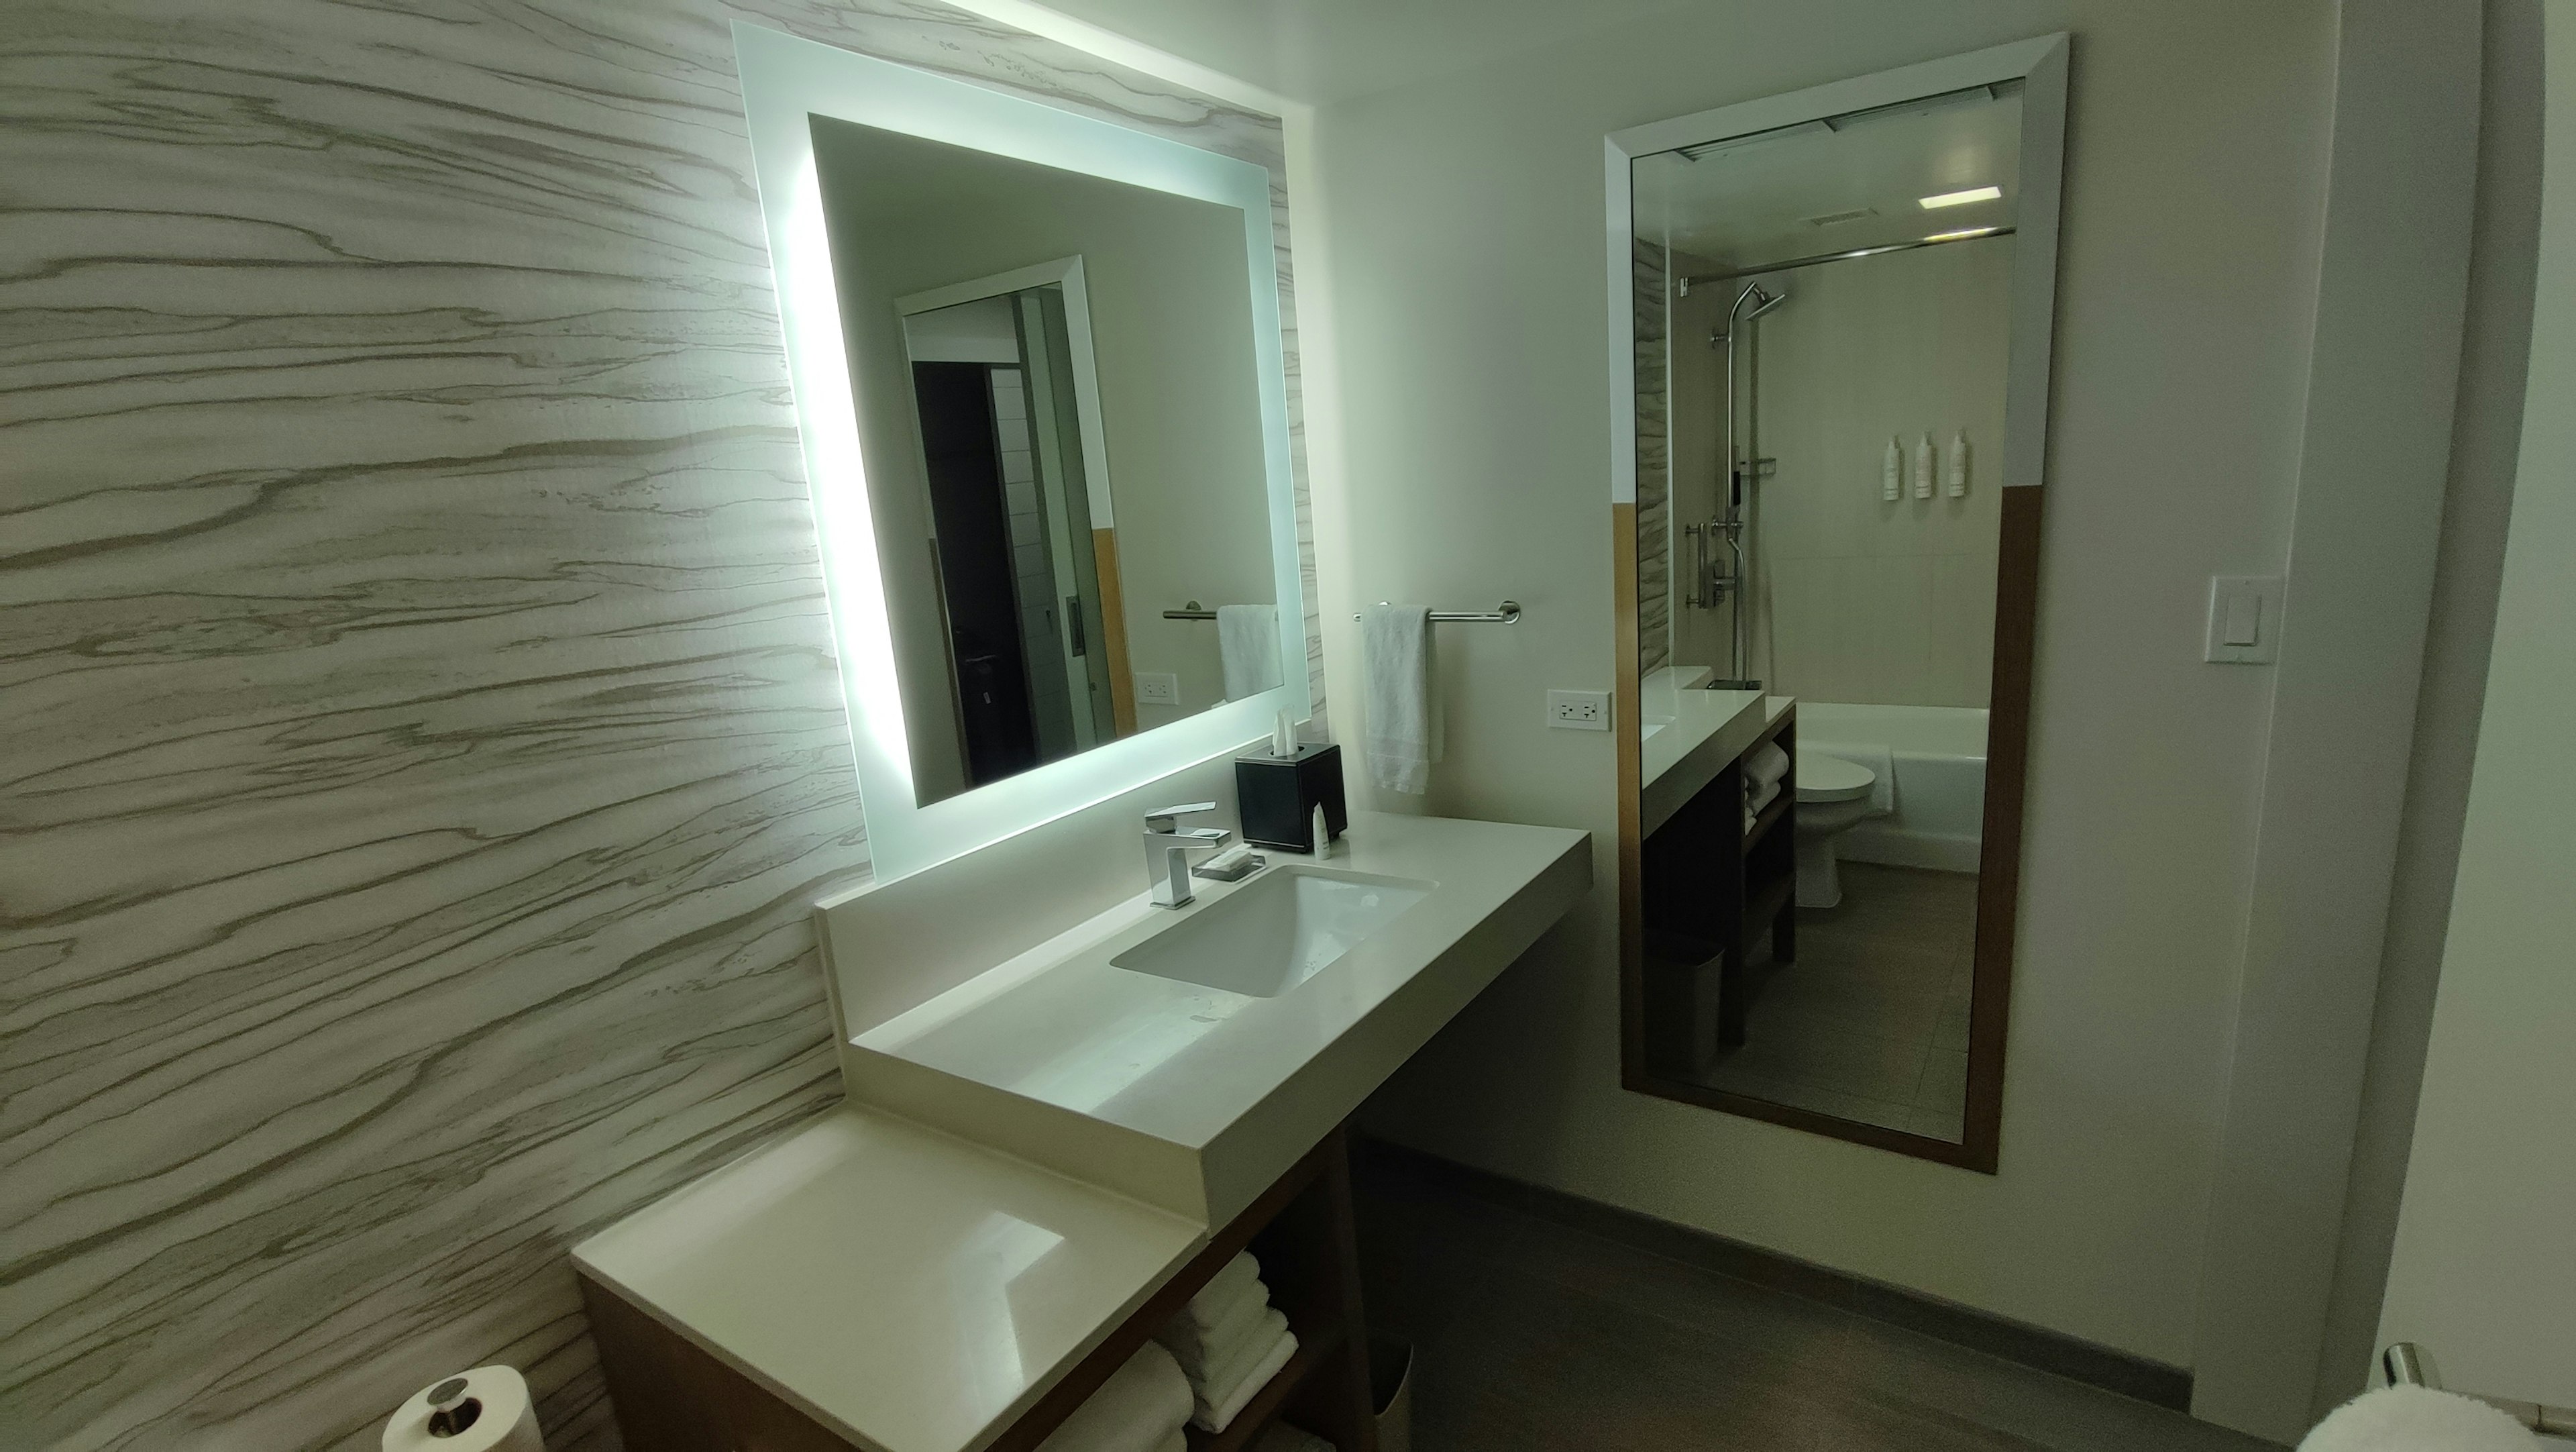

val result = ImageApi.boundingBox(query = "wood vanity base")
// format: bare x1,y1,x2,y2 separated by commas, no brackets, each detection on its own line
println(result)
582,1129,1377,1452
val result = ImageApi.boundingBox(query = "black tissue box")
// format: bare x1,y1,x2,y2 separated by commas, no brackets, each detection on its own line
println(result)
1235,741,1348,853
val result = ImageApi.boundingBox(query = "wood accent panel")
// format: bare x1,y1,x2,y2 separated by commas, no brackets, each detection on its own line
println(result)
1960,483,2045,1175
585,1133,1374,1452
1093,527,1140,736
1613,503,1648,1090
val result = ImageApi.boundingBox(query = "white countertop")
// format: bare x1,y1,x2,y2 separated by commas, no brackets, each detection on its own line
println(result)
572,1106,1200,1452
574,809,1592,1452
1640,682,1776,837
846,811,1591,1225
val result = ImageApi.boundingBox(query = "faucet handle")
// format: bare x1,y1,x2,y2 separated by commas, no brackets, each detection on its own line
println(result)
1143,802,1219,833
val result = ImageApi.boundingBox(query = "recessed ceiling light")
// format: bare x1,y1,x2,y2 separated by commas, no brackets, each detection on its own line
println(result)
1923,225,2004,243
1919,186,2002,209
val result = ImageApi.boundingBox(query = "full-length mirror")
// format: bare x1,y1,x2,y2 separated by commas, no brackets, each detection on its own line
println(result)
737,24,1308,880
1611,38,2065,1171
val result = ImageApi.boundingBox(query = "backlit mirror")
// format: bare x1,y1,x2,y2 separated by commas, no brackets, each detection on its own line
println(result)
1610,37,2066,1171
737,24,1307,880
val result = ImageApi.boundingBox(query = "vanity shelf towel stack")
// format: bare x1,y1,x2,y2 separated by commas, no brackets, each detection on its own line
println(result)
1743,741,1789,830
1034,1339,1193,1452
1156,1252,1299,1433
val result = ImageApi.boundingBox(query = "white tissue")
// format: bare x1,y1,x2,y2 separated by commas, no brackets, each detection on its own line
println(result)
1273,709,1295,757
1912,433,1934,499
382,1366,545,1452
1947,430,1970,497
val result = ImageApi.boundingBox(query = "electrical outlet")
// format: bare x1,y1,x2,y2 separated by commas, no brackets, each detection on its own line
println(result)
1135,671,1181,705
1548,689,1612,731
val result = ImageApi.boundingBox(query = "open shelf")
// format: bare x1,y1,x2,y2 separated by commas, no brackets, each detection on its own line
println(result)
1185,1329,1346,1452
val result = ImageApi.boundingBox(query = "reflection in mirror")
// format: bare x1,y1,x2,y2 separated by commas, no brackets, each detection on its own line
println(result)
810,115,1282,807
1620,52,2059,1169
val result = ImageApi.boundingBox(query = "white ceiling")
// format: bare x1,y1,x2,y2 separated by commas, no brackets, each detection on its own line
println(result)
1635,89,2022,272
1006,0,1710,104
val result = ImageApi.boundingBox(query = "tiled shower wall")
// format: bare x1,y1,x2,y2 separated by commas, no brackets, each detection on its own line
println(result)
0,3,1313,1447
1632,238,1673,676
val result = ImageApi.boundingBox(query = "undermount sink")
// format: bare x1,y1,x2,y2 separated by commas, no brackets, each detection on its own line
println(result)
1112,865,1433,998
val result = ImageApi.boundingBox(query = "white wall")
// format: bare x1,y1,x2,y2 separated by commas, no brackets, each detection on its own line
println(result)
2370,0,2576,1405
1305,1,2336,1368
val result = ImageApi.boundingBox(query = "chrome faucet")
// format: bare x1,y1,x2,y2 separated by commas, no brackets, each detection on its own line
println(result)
1142,802,1232,908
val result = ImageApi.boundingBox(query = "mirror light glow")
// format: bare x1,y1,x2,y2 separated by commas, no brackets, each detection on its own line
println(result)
734,22,1309,882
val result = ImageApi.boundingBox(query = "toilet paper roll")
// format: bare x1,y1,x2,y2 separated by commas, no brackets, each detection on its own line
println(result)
382,1365,545,1452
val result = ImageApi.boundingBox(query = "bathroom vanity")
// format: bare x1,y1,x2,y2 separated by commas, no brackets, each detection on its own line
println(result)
564,25,1595,1452
573,813,1590,1452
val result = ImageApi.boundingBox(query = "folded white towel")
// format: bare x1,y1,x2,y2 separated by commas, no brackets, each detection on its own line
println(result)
2297,1386,2537,1451
1192,1325,1297,1433
1191,1309,1289,1401
1173,1253,1263,1333
1036,1340,1192,1452
1744,778,1779,831
1362,604,1439,794
1744,741,1789,789
1152,1433,1187,1452
1804,739,1896,815
1218,603,1283,701
1159,1282,1270,1373
1161,1291,1273,1378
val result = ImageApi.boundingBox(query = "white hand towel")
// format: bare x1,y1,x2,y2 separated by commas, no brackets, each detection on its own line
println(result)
1160,1289,1273,1377
1363,604,1439,794
1218,603,1282,701
1191,1326,1297,1433
1152,1433,1188,1452
1036,1340,1193,1452
1744,741,1789,789
1192,1309,1289,1402
1804,740,1896,815
1173,1253,1262,1333
2297,1386,2537,1452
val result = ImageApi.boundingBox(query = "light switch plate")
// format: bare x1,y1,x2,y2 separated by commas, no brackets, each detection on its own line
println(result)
1135,671,1181,705
2205,576,2285,664
1548,689,1612,730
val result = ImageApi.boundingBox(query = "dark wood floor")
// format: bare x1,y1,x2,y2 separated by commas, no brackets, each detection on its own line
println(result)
1352,1149,2279,1452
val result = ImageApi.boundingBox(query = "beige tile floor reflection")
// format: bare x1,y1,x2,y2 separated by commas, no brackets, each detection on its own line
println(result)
1696,863,1977,1140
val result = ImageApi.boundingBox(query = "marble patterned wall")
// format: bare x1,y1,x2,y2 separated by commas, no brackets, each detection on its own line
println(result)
0,3,1310,1448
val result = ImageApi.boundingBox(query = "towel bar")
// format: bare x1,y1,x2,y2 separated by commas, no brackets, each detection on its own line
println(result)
1163,600,1220,621
1352,601,1521,624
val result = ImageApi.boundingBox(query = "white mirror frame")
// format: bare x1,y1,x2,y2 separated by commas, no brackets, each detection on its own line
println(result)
896,256,1118,532
735,22,1308,882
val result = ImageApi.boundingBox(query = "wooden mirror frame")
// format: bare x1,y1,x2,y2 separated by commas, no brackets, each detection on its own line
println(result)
1603,34,2069,1172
